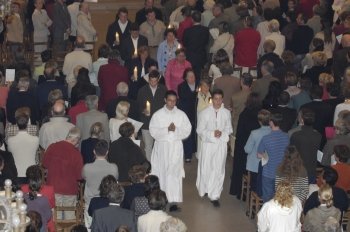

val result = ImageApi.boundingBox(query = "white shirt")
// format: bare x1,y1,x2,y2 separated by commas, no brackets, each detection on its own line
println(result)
333,101,350,125
62,49,92,76
118,19,128,33
132,37,138,51
137,210,170,232
67,2,80,36
265,32,285,57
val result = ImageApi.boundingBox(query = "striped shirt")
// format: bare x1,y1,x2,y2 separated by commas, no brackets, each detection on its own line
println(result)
258,130,289,178
275,175,309,202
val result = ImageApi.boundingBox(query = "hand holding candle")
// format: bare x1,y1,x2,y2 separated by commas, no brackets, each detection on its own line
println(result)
145,101,151,116
115,32,120,44
133,66,138,81
134,48,138,57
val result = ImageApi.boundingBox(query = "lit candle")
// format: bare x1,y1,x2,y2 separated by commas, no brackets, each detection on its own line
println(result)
168,24,172,29
133,66,138,79
134,48,138,57
146,101,151,113
115,32,119,44
209,98,212,104
198,87,201,92
177,43,181,49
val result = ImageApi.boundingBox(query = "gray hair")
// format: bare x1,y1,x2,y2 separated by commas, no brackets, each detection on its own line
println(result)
324,216,340,232
85,95,98,110
160,217,187,232
116,82,129,96
66,127,81,141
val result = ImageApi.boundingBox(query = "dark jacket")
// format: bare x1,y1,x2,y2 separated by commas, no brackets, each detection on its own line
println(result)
106,96,139,120
105,20,131,49
178,81,197,123
0,150,17,187
257,52,284,79
291,25,314,55
269,106,297,133
135,7,163,25
120,35,148,63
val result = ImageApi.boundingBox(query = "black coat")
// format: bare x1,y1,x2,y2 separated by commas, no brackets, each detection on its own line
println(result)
105,20,132,49
135,7,163,25
257,52,284,79
106,96,139,120
0,150,17,187
269,106,297,133
333,47,350,82
109,137,147,182
120,35,148,63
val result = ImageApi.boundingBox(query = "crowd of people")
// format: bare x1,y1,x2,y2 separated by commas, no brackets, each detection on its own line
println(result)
1,0,350,231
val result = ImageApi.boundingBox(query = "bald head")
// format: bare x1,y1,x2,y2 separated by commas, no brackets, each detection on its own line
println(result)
52,102,66,116
342,33,350,48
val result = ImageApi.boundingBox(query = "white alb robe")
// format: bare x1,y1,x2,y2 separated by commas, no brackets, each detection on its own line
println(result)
149,106,191,203
196,104,232,200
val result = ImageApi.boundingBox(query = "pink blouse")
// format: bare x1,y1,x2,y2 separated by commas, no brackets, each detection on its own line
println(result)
165,59,192,94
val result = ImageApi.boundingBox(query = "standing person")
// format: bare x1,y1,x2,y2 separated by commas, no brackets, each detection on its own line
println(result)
52,0,71,52
135,0,163,26
196,89,232,207
77,2,97,50
137,71,167,161
5,2,24,61
32,0,52,54
157,28,180,75
120,23,148,63
67,0,80,42
106,7,131,49
149,90,191,211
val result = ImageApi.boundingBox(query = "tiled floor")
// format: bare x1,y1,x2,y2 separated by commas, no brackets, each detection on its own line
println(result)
168,156,257,232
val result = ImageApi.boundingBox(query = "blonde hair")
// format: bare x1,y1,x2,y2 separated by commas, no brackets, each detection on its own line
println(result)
318,184,333,208
312,51,327,66
319,73,334,86
115,101,130,120
274,181,294,208
90,122,103,137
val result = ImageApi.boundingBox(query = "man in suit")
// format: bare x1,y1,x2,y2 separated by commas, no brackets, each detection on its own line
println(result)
183,11,209,82
136,70,167,161
106,7,131,49
120,23,148,63
91,181,137,232
256,40,284,79
213,62,241,110
52,0,71,51
98,50,129,111
333,33,350,82
300,85,333,148
76,95,109,141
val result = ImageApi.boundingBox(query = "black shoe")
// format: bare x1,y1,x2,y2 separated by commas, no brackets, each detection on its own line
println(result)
211,200,220,207
169,205,181,212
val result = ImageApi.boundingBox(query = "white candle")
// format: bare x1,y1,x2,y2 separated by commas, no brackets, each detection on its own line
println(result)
168,24,172,29
146,101,151,113
134,48,138,56
209,98,212,104
133,66,138,79
115,32,119,43
177,43,181,49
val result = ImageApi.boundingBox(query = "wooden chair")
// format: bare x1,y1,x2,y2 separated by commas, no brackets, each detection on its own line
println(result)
240,172,250,202
248,191,263,220
54,206,80,232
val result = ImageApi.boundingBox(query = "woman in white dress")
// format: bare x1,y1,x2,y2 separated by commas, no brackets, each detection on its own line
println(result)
32,0,52,53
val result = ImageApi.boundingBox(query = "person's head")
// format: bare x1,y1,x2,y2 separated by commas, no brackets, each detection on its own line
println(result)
243,15,253,28
204,0,215,11
300,108,315,126
164,28,177,43
343,83,350,99
285,72,298,86
146,8,156,22
335,117,350,135
119,122,135,138
164,91,177,110
287,0,295,10
99,175,118,197
70,225,88,232
11,2,20,14
241,73,253,88
218,21,230,34
183,68,196,85
310,85,323,100
98,44,110,59
17,76,30,91
66,127,81,146
16,113,29,130
320,166,338,187
144,0,154,8
144,175,160,197
245,92,262,110
108,183,125,204
278,91,290,105
130,23,140,39
311,38,324,51
319,73,334,87
181,6,192,17
52,101,66,116
44,60,58,80
213,49,229,65
149,70,161,88
341,33,350,48
274,181,293,208
324,217,340,232
128,165,146,183
278,145,307,179
263,40,276,53
318,184,334,208
76,67,91,85
191,10,201,23
26,211,42,232
26,165,43,200
281,50,295,65
211,89,224,109
116,226,130,232
296,13,307,25
312,51,327,66
261,60,274,76
269,112,283,128
218,62,233,76
257,109,271,126
148,190,168,211
115,101,130,120
117,7,128,23
90,122,103,138
299,77,312,92
79,2,89,14
268,19,280,33
109,49,121,60
75,36,85,49
160,217,187,232
48,89,63,105
236,4,249,18
212,3,224,17
333,144,350,163
34,0,43,10
94,139,109,158
138,46,149,60
116,82,129,97
85,95,98,110
175,48,186,63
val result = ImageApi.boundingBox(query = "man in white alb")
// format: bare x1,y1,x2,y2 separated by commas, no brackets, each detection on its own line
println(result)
149,90,191,211
196,88,233,207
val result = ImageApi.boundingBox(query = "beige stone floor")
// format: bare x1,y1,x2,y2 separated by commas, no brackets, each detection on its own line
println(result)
168,156,257,232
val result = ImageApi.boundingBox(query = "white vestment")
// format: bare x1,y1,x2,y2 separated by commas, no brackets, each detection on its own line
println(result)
196,104,232,200
149,106,191,203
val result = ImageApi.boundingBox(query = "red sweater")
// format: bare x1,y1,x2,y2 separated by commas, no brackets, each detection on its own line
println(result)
234,28,261,67
177,17,193,43
68,100,88,124
43,141,83,195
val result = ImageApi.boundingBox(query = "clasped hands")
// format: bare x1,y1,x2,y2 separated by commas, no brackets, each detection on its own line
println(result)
168,122,176,132
214,130,222,138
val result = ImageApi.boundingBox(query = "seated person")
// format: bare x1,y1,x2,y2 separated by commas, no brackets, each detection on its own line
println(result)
332,144,350,192
0,135,17,187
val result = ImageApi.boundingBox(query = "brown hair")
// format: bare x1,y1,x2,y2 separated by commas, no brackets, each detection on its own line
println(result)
257,109,271,126
277,145,307,179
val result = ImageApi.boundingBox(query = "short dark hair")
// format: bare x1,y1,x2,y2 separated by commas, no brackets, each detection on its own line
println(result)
212,88,224,98
98,44,110,58
191,10,201,23
70,224,88,232
175,47,185,56
41,50,52,62
181,6,192,17
165,90,177,99
99,175,118,197
26,165,43,200
149,70,160,80
144,175,160,197
270,112,283,127
117,7,128,19
278,91,290,105
241,73,253,87
130,22,139,31
16,113,29,130
300,108,315,126
108,183,125,204
119,122,135,138
94,140,109,157
128,165,146,183
182,67,194,80
322,166,338,186
26,211,43,232
333,145,350,163
164,28,177,38
148,190,168,210
145,7,155,15
310,85,323,99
